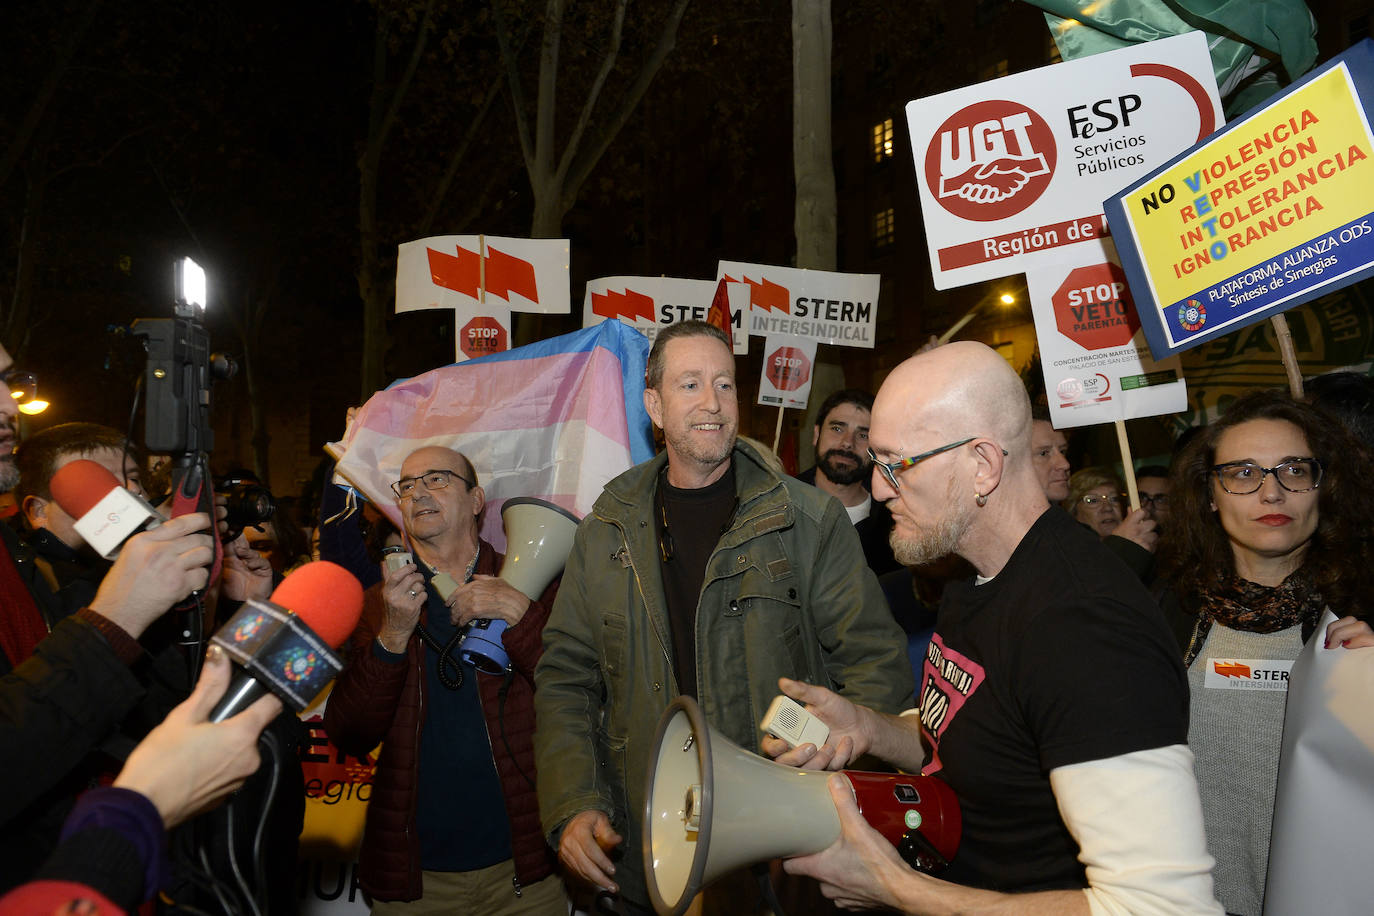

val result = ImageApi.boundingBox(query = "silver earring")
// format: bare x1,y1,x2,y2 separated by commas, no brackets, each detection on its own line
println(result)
975,492,988,507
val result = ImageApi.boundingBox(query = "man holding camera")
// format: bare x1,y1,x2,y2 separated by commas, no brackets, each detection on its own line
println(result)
324,445,565,914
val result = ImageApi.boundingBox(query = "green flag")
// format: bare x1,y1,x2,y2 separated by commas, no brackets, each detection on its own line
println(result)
1026,0,1318,114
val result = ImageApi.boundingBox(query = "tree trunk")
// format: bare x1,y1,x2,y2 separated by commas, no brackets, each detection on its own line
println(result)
792,0,836,271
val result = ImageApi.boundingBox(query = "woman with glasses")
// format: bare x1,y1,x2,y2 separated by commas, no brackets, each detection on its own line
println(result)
1157,390,1374,915
1064,467,1126,538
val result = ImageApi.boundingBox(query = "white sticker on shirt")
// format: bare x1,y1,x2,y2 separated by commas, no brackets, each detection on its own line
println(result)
1203,658,1294,691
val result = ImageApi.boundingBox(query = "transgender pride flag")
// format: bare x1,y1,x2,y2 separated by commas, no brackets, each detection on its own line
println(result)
328,319,653,550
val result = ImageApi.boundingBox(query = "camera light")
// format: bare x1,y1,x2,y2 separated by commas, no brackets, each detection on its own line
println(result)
176,257,207,310
18,399,49,415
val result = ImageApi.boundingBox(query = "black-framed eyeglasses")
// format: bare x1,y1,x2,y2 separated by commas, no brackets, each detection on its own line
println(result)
1138,492,1170,508
391,468,474,500
1212,459,1323,495
867,438,976,491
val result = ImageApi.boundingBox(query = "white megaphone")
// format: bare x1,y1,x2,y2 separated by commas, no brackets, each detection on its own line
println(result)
458,497,581,673
644,696,960,916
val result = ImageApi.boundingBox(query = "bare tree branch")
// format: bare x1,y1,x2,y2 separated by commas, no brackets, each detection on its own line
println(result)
554,0,628,186
377,0,439,162
418,69,505,236
533,0,567,185
563,0,691,207
493,0,536,172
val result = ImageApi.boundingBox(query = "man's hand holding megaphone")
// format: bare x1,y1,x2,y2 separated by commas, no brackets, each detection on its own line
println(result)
761,677,926,774
762,677,951,912
447,575,531,631
783,774,932,912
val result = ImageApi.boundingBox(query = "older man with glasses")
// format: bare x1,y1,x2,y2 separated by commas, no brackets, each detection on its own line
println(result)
768,342,1223,914
324,445,567,915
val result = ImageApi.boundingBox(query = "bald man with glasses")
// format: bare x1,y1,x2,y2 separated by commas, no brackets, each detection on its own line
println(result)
324,446,567,915
768,342,1223,914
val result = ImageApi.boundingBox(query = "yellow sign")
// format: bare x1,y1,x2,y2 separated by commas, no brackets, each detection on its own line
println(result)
1122,65,1373,311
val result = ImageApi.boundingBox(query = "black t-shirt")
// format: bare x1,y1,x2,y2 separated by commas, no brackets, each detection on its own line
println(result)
657,462,737,700
919,506,1187,892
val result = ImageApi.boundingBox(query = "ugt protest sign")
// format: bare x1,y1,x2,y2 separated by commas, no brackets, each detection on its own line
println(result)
1106,39,1374,359
904,31,1222,290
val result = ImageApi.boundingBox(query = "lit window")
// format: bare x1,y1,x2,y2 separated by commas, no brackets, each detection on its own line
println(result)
872,118,894,163
873,207,895,248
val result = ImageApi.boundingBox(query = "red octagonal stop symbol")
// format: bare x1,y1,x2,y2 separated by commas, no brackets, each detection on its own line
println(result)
1052,263,1139,351
460,315,508,359
766,346,811,392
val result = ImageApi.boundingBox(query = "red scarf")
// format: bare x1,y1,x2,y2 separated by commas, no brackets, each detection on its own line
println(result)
0,533,49,667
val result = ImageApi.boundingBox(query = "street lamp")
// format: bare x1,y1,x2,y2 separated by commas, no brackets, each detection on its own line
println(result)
8,370,48,415
937,288,1020,344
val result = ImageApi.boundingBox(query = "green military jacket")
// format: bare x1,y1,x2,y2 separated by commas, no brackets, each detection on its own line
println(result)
534,440,915,906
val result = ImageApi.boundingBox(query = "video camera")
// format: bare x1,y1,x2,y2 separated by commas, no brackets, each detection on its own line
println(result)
127,258,238,645
133,258,237,457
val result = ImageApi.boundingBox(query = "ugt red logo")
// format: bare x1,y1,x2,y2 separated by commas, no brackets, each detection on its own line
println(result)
925,100,1056,222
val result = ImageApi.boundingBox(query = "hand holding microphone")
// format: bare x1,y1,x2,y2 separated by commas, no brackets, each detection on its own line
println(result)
114,643,282,828
87,513,215,640
208,560,364,722
51,459,165,558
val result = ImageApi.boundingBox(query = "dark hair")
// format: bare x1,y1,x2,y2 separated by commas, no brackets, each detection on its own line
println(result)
1306,370,1374,453
15,423,139,503
265,495,313,570
1135,464,1170,482
646,320,732,389
1158,389,1371,616
813,388,874,428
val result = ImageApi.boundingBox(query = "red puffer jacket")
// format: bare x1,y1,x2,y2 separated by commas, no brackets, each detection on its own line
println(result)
323,540,557,902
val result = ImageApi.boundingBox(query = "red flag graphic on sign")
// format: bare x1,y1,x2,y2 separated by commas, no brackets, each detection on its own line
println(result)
1213,662,1252,679
591,288,655,323
705,278,732,334
725,274,789,313
427,244,540,303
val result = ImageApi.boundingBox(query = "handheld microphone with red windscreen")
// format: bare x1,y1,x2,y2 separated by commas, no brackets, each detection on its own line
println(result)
208,561,364,723
50,459,164,558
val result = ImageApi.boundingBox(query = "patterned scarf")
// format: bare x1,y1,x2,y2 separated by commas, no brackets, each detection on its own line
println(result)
1186,570,1325,666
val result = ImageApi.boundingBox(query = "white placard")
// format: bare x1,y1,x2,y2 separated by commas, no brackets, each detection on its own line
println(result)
582,275,749,354
1265,610,1374,915
716,260,880,348
905,31,1222,290
395,235,570,315
757,334,818,409
1027,238,1187,428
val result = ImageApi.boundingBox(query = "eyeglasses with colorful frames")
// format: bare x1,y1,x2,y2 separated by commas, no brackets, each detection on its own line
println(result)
867,438,976,491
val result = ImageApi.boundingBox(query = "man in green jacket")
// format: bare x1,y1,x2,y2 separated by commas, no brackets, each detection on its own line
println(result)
534,320,914,914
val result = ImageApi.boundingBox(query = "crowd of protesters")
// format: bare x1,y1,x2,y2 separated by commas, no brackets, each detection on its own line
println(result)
0,320,1370,916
